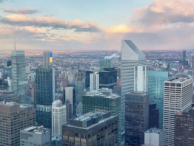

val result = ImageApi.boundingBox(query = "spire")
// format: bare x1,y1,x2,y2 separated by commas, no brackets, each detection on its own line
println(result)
14,42,16,50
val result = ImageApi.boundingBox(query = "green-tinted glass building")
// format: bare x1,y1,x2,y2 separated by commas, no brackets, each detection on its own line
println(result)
99,59,111,71
82,89,121,145
148,71,168,128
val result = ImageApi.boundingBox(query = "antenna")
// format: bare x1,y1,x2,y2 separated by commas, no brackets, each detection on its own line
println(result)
14,42,16,50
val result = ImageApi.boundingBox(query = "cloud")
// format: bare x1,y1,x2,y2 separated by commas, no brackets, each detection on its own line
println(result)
3,8,39,14
0,14,102,33
132,0,194,25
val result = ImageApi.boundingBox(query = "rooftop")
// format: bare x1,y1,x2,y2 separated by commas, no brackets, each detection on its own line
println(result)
167,77,192,83
145,128,164,134
75,111,106,122
85,89,120,99
22,126,49,135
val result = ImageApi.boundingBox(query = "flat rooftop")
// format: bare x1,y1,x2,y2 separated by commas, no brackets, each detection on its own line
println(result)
22,126,49,135
145,128,164,134
85,89,120,99
167,77,192,83
75,111,106,122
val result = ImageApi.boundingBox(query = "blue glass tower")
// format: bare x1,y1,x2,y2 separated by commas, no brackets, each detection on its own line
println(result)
148,71,168,128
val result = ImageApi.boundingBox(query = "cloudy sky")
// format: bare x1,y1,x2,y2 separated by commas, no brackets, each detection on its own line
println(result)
0,0,194,51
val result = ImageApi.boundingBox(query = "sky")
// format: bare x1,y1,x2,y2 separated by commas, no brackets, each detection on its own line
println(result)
0,0,194,51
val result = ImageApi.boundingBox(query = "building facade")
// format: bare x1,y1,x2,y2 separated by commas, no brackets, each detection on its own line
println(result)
163,77,193,146
125,92,149,146
149,104,159,128
99,58,111,71
35,67,55,129
148,71,168,128
52,100,67,136
0,101,35,146
134,65,148,92
20,126,51,146
90,72,99,91
99,67,117,89
174,108,194,146
62,111,118,146
144,128,164,146
82,89,121,144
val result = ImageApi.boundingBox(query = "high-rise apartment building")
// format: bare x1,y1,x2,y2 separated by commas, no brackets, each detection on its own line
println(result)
11,50,27,102
62,111,118,146
20,126,51,146
99,67,117,89
0,101,35,146
90,72,99,91
163,77,193,146
144,128,164,146
52,100,67,136
148,71,168,128
174,108,194,146
125,92,149,146
82,88,121,144
35,67,55,129
121,40,146,135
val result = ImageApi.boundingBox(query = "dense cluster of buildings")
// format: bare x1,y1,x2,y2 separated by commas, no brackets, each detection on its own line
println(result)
0,40,193,146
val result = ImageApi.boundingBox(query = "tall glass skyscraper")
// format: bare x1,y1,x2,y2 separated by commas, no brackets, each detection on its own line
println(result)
121,40,146,140
148,71,168,128
11,50,27,103
35,52,55,129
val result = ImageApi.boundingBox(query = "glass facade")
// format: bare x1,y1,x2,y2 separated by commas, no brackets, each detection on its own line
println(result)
148,71,168,128
99,68,117,89
82,92,121,145
35,67,54,128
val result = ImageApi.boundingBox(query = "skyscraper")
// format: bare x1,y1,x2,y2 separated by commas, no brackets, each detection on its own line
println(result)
43,51,53,68
148,71,168,128
0,101,35,146
163,77,193,146
99,67,117,89
62,111,118,146
182,50,186,65
35,67,55,129
65,86,75,117
11,50,27,102
121,40,146,135
175,108,194,146
125,92,149,146
52,100,66,136
82,88,121,144
90,72,99,91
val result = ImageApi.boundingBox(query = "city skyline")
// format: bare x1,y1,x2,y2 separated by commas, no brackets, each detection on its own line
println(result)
1,0,194,51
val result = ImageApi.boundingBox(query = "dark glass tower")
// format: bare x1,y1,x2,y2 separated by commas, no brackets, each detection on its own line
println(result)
99,67,117,89
35,67,55,128
125,92,149,146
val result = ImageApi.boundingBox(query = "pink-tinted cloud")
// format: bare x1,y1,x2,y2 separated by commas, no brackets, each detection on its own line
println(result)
0,14,101,32
3,8,39,14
